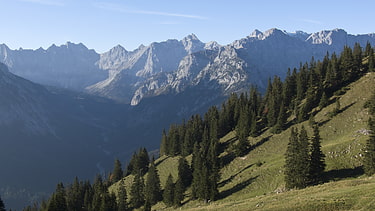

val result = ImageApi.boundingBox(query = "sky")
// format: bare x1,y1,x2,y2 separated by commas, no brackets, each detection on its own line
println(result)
0,0,374,53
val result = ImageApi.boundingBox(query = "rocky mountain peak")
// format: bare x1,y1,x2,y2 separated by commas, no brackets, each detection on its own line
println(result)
182,33,204,53
306,28,348,45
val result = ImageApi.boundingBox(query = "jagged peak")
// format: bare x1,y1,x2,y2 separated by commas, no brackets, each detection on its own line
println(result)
307,28,348,45
248,28,287,40
263,28,287,37
182,33,200,42
204,41,221,50
110,44,127,52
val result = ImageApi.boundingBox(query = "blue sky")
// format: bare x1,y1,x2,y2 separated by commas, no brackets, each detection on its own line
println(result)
1,0,374,53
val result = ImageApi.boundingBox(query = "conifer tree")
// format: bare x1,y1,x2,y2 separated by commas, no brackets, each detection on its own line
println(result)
284,128,300,189
284,127,310,189
249,111,259,137
273,101,287,134
163,174,175,207
297,126,310,188
66,177,83,211
173,178,184,207
130,173,145,209
0,195,5,211
309,125,326,185
48,183,67,211
235,107,250,156
112,159,123,183
118,180,128,211
177,157,192,188
160,129,168,156
368,48,375,72
364,118,375,175
191,142,201,199
319,91,329,109
144,159,162,205
352,43,363,74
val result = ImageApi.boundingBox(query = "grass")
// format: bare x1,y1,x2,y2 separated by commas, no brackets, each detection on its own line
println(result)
110,72,375,210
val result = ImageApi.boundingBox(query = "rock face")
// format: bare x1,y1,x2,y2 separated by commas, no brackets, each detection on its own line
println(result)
0,42,106,90
1,28,375,106
126,28,375,105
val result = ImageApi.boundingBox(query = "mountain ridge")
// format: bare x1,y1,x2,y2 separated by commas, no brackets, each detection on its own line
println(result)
1,28,375,105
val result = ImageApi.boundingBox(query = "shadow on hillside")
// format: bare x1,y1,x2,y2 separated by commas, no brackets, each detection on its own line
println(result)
220,135,272,167
323,166,364,182
218,176,258,199
155,156,169,166
336,102,355,115
218,163,254,188
250,135,272,151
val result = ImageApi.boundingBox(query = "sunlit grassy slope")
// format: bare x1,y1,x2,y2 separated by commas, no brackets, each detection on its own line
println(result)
110,72,375,210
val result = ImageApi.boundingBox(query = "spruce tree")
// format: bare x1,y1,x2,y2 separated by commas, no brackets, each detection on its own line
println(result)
118,180,128,211
319,91,329,109
66,177,83,211
297,126,310,188
0,195,5,211
144,159,162,205
173,178,184,207
284,128,300,189
191,142,201,199
364,118,375,176
48,183,67,211
177,157,192,188
130,173,145,209
163,174,175,207
368,48,375,72
309,125,326,185
160,129,168,156
273,101,287,134
112,159,123,183
284,127,310,189
249,111,259,137
235,106,250,156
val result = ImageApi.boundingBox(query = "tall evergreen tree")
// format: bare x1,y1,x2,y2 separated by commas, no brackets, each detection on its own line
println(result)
368,48,375,72
160,129,169,156
130,173,145,209
364,92,375,175
163,174,175,207
319,91,329,109
235,107,250,156
284,128,300,189
48,183,67,211
144,159,162,205
309,125,326,185
297,126,310,188
284,127,310,189
118,180,128,211
177,157,192,188
273,101,287,134
66,177,83,211
191,142,201,199
112,159,123,183
173,178,184,207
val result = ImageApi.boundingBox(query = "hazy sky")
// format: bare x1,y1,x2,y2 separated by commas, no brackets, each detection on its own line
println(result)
1,0,374,53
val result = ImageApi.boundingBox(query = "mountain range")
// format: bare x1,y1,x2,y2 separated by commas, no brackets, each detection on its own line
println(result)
1,28,374,106
0,28,374,209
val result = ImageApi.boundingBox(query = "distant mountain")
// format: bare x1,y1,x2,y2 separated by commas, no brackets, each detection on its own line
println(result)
128,28,375,105
0,63,127,208
1,29,374,106
87,34,216,103
0,42,106,90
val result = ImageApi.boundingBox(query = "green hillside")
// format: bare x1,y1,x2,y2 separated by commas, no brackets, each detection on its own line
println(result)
110,72,375,210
